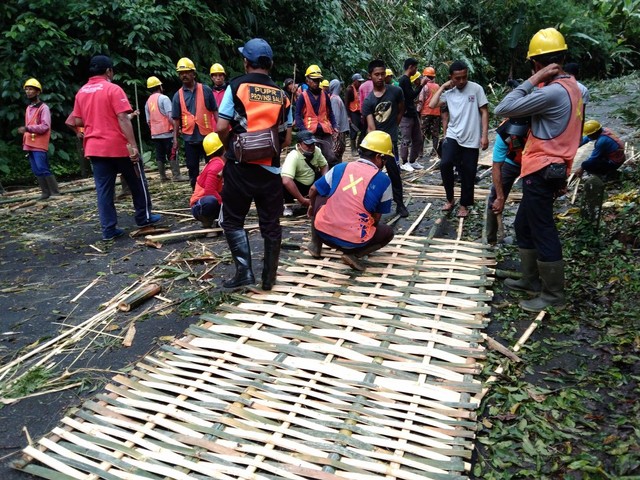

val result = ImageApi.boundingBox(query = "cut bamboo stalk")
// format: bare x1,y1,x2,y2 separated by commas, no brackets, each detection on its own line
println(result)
118,283,162,312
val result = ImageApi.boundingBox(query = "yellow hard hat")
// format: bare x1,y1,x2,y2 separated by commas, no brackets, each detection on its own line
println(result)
360,130,394,158
423,66,436,77
305,64,323,79
23,78,42,91
527,28,568,59
203,132,223,156
583,119,602,136
320,79,329,88
146,76,162,89
210,63,225,75
176,57,196,72
410,72,421,83
385,68,394,77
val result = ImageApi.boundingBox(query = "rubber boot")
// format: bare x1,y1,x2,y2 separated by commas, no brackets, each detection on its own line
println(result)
45,175,61,196
170,159,188,182
37,176,50,200
306,223,322,258
520,260,565,312
262,237,281,291
116,175,131,200
504,248,541,294
486,208,498,245
157,161,169,182
223,230,255,288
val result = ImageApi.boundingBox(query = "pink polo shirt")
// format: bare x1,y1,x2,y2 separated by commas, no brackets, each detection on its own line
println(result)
72,76,132,157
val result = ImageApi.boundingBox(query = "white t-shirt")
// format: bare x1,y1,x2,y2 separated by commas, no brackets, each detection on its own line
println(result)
442,81,488,148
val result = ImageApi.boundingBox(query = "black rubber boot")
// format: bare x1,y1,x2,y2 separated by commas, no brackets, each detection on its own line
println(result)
223,230,255,289
170,159,188,182
157,161,169,182
520,260,566,312
45,175,61,196
262,237,281,291
504,248,541,294
37,176,50,200
306,223,322,258
486,208,498,245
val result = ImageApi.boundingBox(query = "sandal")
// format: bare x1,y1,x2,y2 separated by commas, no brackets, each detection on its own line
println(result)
442,201,455,212
456,207,469,218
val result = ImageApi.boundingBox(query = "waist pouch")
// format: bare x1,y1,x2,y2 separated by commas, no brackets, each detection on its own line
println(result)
233,127,280,163
543,162,567,181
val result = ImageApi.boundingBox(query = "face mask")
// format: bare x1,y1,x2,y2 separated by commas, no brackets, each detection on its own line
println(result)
302,149,314,160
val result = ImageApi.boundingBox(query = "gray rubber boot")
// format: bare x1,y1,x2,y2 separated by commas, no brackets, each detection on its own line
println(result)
306,223,323,258
157,161,169,182
45,175,61,196
504,248,541,294
223,230,255,289
170,159,188,182
520,260,566,312
37,176,50,200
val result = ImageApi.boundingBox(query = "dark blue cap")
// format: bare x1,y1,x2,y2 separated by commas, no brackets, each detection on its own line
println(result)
238,38,273,62
297,130,317,145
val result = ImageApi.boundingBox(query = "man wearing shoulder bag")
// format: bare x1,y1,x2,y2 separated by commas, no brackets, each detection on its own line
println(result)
494,28,583,312
216,38,293,291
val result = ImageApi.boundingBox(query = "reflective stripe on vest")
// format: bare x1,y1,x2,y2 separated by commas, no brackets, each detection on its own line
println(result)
521,77,583,177
234,82,286,166
23,104,50,151
314,161,378,244
147,93,173,136
302,90,332,134
178,83,214,135
602,128,626,165
420,83,441,116
348,85,360,112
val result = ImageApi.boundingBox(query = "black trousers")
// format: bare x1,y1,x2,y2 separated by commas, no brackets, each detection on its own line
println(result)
153,137,173,164
184,141,207,189
384,141,404,207
221,161,282,241
514,167,565,262
440,138,479,207
349,110,363,148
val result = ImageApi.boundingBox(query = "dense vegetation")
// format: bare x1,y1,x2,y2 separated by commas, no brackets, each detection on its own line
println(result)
1,0,638,183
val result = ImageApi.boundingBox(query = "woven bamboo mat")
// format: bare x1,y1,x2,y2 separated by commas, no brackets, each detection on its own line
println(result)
15,233,495,480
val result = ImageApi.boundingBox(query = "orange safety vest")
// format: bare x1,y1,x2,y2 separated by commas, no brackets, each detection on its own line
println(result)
419,82,441,116
348,85,360,113
23,104,50,151
147,93,173,136
521,77,583,177
601,128,626,165
178,83,214,135
314,161,379,244
301,90,332,134
232,78,288,166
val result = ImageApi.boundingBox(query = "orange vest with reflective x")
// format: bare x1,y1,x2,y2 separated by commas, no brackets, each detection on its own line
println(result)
23,104,50,151
301,90,332,134
521,76,583,177
315,161,378,244
147,93,173,136
178,83,214,135
602,128,626,165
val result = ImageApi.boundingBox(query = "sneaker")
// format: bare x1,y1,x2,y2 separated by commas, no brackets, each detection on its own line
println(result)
396,204,409,218
283,206,293,217
400,163,414,172
410,161,424,170
137,213,163,227
103,228,125,241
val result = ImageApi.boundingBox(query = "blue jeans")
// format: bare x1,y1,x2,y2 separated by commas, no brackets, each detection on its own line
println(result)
91,157,153,238
28,150,52,177
191,196,221,224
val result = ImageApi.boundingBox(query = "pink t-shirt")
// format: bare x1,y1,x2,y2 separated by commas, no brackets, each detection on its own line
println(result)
358,80,373,112
72,76,132,157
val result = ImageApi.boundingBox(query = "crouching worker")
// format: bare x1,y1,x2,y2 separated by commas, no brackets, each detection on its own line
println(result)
576,120,626,179
190,132,225,228
281,130,328,216
306,130,395,271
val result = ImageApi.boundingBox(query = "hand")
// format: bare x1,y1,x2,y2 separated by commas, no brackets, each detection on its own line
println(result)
575,167,584,178
307,205,314,218
491,198,505,214
300,198,311,208
130,109,140,118
442,80,453,90
529,63,561,86
481,135,489,151
129,146,140,162
18,127,26,134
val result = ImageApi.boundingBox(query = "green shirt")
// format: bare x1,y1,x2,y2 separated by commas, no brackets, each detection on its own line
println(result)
281,146,328,186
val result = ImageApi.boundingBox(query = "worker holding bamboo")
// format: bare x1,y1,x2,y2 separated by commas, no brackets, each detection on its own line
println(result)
70,55,162,241
494,28,583,312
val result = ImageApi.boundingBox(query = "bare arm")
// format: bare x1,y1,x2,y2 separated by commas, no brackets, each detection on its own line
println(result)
491,163,505,214
307,184,318,218
283,176,310,206
429,80,451,109
216,118,231,148
366,114,376,133
480,105,489,150
172,119,180,147
282,127,292,148
116,111,138,159
396,100,405,125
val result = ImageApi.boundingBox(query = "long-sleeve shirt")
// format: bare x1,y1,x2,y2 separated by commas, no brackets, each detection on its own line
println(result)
398,74,420,117
580,134,624,171
23,102,51,151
